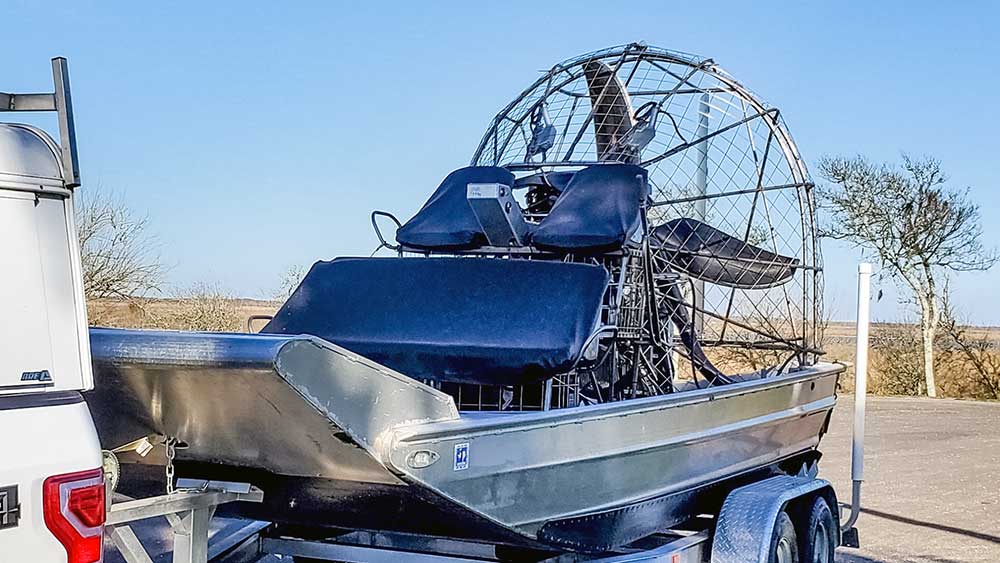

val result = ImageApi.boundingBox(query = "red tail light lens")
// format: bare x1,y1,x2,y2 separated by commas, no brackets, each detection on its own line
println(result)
43,468,105,563
67,484,105,528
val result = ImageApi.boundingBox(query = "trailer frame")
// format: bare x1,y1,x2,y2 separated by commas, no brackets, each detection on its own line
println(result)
105,480,264,563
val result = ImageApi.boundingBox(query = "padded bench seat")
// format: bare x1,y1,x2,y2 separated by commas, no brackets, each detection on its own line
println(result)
262,258,609,385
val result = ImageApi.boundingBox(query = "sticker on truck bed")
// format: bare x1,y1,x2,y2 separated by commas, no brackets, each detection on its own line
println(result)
20,370,52,382
454,443,469,471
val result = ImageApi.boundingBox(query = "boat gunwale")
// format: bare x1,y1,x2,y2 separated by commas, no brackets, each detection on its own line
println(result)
393,361,844,441
389,390,837,535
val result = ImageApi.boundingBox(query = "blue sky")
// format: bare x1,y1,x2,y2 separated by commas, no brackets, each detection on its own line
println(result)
5,1,998,323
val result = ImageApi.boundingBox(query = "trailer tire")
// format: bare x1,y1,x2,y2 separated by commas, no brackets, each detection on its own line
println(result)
799,496,836,563
769,511,799,563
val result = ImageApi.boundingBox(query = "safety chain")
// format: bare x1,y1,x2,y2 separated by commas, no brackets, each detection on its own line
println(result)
165,437,177,495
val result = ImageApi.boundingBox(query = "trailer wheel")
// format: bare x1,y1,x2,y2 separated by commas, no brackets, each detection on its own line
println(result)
799,496,836,563
769,511,799,563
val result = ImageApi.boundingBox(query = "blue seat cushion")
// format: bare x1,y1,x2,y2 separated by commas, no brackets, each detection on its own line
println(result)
396,166,515,250
262,258,609,385
530,164,647,253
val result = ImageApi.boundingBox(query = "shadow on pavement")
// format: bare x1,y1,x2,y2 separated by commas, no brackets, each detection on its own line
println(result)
837,550,971,563
835,505,1000,563
862,507,1000,545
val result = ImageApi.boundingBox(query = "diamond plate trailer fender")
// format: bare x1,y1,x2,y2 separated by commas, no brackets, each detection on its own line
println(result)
711,475,840,563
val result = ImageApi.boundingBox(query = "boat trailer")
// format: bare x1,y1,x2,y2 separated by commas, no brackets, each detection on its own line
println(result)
104,476,851,563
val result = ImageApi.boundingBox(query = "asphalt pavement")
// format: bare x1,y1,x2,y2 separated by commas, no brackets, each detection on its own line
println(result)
822,396,1000,562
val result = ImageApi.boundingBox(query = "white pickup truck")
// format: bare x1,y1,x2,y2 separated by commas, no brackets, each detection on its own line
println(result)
0,59,104,563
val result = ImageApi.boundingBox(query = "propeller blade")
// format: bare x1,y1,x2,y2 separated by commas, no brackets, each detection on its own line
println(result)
583,61,636,161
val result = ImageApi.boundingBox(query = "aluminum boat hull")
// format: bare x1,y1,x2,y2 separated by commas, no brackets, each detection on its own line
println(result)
85,328,842,551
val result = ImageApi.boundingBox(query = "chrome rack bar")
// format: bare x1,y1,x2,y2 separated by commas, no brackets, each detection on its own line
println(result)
0,92,55,110
0,57,80,186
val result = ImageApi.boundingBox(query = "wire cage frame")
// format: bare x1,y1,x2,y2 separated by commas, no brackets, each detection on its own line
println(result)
470,43,823,369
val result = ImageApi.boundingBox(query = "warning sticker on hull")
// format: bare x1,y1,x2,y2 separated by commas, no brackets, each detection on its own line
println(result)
454,443,469,471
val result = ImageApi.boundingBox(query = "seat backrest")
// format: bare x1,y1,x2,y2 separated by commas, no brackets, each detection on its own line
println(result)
530,164,648,254
396,166,514,251
261,258,609,385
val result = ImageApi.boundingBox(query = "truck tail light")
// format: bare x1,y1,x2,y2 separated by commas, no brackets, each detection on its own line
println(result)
43,468,105,563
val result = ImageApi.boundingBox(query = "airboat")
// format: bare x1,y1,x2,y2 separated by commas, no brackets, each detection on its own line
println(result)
86,43,843,552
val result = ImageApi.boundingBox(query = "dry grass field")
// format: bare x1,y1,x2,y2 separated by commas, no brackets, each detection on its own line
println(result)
88,297,279,333
822,321,1000,400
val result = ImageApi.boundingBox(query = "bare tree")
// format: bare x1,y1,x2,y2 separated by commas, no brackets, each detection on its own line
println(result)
151,283,245,332
274,264,306,301
819,155,996,397
938,296,1000,400
76,189,164,300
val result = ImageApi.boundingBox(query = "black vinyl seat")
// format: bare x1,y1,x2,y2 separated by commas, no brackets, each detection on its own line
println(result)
262,258,609,385
530,164,648,254
396,166,514,251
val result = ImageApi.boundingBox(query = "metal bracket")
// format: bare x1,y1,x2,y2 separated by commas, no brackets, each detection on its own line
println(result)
466,183,527,246
841,526,860,549
264,529,710,563
105,481,263,563
0,92,56,111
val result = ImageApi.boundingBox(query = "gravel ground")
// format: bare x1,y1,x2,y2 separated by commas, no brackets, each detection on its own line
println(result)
821,396,1000,563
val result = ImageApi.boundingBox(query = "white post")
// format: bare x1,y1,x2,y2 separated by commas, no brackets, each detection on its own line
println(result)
692,93,710,333
695,93,710,220
843,262,871,531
